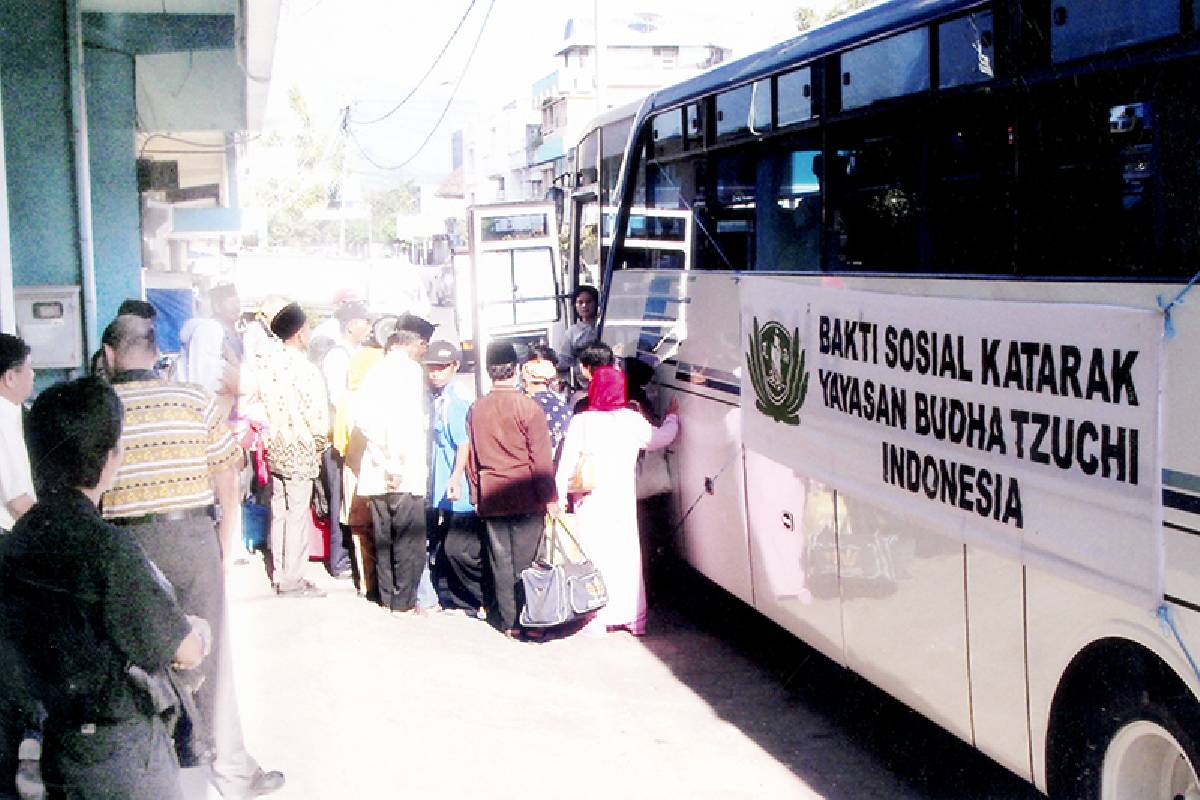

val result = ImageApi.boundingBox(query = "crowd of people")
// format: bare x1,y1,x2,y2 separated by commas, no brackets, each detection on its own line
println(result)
0,280,679,798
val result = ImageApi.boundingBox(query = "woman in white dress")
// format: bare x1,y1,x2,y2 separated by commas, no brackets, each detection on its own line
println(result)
555,366,678,635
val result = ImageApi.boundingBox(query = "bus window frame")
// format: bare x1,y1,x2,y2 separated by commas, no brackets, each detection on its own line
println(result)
608,0,1199,288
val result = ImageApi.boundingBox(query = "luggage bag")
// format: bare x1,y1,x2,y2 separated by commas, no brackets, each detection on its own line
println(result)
519,516,607,628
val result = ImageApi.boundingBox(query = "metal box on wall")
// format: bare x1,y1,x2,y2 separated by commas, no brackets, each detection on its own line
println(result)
14,285,83,369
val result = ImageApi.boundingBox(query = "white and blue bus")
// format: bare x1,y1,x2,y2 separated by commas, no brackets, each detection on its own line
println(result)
582,1,1200,797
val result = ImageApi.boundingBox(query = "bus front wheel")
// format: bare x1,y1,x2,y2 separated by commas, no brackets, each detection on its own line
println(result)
1074,692,1200,800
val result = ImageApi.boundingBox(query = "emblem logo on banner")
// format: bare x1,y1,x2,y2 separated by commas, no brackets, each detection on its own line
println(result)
745,316,809,425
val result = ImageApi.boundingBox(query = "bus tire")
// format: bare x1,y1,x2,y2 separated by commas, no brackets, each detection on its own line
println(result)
1062,685,1200,800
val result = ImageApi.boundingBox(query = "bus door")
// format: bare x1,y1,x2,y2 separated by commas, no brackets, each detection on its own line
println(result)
569,193,601,293
461,202,566,394
598,207,692,367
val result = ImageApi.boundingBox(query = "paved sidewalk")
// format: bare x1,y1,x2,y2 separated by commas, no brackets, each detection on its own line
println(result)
223,556,1040,800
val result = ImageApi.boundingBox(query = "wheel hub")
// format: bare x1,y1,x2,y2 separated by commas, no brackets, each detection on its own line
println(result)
1101,720,1199,800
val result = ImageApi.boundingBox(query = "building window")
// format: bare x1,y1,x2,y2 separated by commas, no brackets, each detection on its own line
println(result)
654,45,679,65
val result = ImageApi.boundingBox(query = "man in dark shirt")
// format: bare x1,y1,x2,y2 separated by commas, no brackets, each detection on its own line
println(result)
465,341,558,637
0,377,205,800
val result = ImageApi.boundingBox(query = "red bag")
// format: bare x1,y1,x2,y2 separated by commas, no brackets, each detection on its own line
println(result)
308,508,329,561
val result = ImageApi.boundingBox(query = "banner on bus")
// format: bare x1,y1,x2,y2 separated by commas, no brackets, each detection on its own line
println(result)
740,278,1163,608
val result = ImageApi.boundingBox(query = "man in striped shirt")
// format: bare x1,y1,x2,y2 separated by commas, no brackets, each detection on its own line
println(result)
101,314,284,799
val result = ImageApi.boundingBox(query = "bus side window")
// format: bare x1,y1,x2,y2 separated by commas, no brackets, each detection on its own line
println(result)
1021,66,1200,278
637,156,709,269
1049,0,1179,63
1021,74,1161,277
600,117,633,205
652,109,684,159
938,11,995,89
840,28,930,111
777,67,814,127
929,95,1015,274
699,154,756,271
577,130,599,186
755,146,822,272
645,159,696,212
825,124,923,271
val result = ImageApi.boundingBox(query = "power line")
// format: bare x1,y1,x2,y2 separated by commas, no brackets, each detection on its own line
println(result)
138,132,260,159
344,0,495,172
350,0,479,127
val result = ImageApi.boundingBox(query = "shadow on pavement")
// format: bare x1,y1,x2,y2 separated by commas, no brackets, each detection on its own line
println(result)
640,556,1042,800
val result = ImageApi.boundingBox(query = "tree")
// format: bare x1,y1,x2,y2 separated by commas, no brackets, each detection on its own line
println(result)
795,0,879,31
794,7,817,31
251,89,418,251
250,88,338,247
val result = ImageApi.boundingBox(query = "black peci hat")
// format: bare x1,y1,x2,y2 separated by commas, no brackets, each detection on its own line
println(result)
486,340,519,367
396,313,436,343
270,302,307,340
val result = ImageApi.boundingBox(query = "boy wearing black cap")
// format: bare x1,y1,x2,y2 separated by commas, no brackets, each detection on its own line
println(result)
465,341,559,637
423,341,486,614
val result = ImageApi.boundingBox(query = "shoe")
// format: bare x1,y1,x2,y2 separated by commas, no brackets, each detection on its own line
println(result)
248,768,285,796
331,569,353,580
581,618,607,638
276,582,326,598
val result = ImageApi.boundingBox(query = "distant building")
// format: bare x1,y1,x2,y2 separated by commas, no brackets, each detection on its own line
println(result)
0,1,280,377
461,11,732,205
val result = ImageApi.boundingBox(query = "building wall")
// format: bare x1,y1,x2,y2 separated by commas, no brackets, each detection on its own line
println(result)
85,46,141,327
0,0,81,289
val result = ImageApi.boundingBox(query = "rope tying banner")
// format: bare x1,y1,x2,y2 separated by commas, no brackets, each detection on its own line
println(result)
1157,602,1200,686
1156,268,1200,339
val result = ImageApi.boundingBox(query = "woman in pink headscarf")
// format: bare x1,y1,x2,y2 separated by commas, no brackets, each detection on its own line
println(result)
555,365,678,635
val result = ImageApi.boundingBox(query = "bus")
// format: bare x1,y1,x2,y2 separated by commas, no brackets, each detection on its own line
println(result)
580,1,1200,797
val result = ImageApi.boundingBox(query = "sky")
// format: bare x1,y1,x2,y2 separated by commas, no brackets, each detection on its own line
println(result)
265,0,838,184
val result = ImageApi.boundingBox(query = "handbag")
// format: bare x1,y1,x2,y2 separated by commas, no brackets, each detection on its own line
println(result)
311,464,330,520
567,451,598,495
635,448,673,499
519,516,607,628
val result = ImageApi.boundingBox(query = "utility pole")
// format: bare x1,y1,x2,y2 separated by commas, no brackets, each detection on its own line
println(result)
593,0,604,114
339,106,350,256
